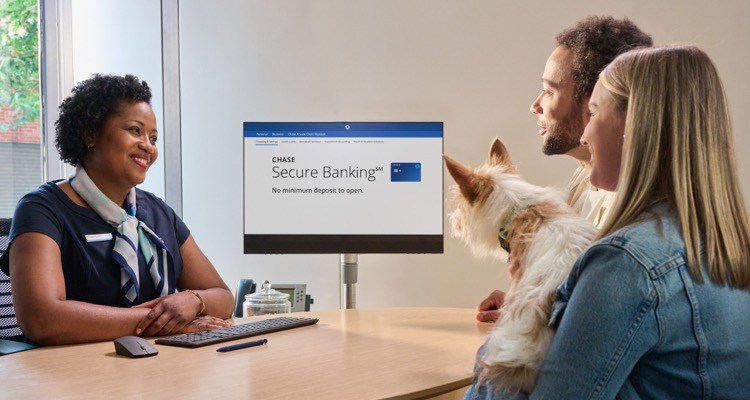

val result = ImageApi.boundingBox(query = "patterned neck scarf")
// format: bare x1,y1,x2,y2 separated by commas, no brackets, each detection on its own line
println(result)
70,165,175,305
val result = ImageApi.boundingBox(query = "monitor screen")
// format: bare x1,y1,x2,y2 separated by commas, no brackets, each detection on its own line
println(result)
243,122,444,254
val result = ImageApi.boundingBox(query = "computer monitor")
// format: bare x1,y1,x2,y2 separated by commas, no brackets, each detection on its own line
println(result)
243,122,444,254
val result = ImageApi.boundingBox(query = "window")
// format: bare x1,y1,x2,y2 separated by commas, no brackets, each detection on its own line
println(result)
0,0,41,218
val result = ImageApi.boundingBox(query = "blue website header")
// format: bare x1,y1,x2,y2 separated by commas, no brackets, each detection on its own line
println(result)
244,122,443,138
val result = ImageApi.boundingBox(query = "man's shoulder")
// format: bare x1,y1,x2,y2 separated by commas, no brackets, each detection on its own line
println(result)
566,165,591,212
567,165,589,188
566,166,616,228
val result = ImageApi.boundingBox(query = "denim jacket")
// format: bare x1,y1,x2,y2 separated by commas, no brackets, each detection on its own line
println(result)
466,203,750,399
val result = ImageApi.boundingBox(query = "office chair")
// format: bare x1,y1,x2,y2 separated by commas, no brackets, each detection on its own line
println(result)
0,218,23,340
233,279,257,318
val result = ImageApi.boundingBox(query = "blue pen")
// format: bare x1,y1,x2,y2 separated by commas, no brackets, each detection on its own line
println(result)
216,338,268,353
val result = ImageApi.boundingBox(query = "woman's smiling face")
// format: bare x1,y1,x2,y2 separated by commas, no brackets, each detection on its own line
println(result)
580,79,626,191
84,101,158,198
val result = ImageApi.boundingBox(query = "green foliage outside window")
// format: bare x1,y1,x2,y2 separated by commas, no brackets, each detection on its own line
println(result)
0,0,39,130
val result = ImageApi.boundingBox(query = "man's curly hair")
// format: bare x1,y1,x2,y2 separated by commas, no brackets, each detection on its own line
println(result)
556,16,653,101
55,74,152,166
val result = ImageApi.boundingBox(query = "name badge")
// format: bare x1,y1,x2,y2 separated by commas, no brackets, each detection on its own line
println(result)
85,233,113,243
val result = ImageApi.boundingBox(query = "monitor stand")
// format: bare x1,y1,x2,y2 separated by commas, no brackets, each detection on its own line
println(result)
341,253,358,309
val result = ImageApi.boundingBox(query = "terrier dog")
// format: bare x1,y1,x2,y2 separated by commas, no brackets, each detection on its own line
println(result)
444,138,597,392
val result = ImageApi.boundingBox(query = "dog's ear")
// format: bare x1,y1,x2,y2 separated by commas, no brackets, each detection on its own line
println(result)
488,138,517,173
443,155,488,204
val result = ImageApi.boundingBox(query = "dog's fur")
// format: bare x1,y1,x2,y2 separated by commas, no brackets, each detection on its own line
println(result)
444,138,597,393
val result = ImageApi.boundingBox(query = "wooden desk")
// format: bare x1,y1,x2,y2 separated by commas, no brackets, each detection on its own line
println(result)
1,307,491,399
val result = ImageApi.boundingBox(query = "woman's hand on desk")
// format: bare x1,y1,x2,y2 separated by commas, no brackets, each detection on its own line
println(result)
133,292,230,336
178,315,234,334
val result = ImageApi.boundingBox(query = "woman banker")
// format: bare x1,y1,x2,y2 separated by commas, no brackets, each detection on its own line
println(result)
0,74,234,345
466,45,750,399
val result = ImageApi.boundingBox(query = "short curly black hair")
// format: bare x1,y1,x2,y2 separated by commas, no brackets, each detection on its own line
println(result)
556,16,653,101
55,74,152,166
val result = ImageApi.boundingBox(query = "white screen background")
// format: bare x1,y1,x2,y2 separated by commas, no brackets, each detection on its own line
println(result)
244,136,443,235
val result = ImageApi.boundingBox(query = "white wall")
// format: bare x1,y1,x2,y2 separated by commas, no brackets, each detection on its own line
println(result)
177,0,750,311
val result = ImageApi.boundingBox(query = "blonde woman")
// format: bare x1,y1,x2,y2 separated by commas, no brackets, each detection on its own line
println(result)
467,45,750,399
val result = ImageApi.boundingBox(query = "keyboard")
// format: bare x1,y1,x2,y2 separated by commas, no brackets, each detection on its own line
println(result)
154,316,319,348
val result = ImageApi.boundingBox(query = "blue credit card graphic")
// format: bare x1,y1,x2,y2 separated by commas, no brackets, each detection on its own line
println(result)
391,162,421,182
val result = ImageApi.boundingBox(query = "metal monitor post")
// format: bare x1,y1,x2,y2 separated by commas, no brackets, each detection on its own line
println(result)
340,253,358,309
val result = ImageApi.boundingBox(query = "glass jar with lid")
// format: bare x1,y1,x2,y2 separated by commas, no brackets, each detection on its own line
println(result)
243,280,291,317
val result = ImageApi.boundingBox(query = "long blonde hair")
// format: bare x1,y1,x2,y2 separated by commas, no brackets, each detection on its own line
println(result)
598,45,750,289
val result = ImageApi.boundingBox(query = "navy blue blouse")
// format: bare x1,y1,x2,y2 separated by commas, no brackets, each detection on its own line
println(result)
0,181,190,307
